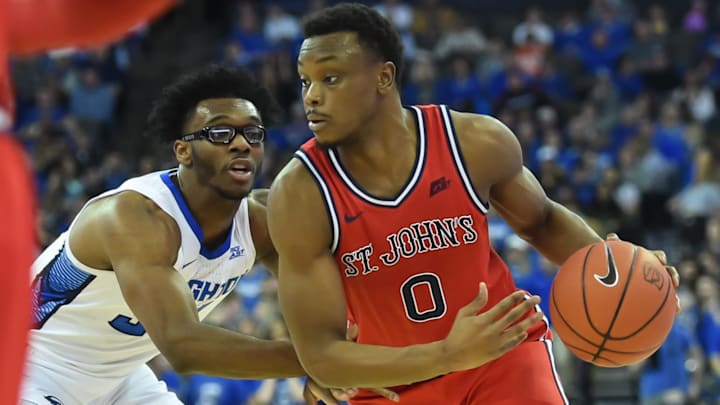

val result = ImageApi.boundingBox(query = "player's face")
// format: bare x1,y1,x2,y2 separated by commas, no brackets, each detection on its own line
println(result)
298,32,383,147
182,98,264,200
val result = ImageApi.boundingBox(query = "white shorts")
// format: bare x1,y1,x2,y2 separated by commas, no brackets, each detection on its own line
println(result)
20,363,182,405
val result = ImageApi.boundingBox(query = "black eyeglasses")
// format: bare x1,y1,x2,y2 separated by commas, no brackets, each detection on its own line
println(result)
181,125,266,145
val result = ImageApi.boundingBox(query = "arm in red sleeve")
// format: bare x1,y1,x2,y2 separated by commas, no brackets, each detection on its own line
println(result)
0,135,35,405
7,0,176,55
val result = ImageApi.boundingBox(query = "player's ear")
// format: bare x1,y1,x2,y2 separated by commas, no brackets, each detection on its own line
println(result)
174,140,192,165
377,61,396,95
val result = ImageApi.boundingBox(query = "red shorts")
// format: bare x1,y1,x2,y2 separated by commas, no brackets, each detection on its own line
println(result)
350,340,568,405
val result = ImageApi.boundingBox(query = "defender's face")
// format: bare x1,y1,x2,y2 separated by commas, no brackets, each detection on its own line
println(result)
298,32,382,147
181,98,264,200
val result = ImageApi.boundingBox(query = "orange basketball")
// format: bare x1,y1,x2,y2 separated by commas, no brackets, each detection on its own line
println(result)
549,240,676,367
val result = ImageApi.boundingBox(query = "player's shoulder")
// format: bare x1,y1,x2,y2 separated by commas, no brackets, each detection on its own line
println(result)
267,155,332,248
68,190,181,267
249,188,269,207
270,157,317,198
86,190,177,233
450,110,522,160
448,109,519,151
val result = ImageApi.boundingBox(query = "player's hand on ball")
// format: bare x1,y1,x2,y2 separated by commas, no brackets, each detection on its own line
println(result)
605,233,681,313
442,282,544,372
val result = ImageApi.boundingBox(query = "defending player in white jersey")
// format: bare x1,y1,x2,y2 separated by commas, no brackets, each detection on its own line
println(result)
22,65,333,404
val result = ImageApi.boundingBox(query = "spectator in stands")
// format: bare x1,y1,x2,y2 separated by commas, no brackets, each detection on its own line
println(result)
433,14,486,61
373,0,416,60
231,3,269,62
693,274,720,403
668,149,720,225
263,4,301,46
70,66,117,125
513,7,553,47
579,28,625,74
411,0,456,50
553,11,586,58
648,4,670,39
673,68,716,124
636,321,704,405
439,56,486,113
402,51,439,105
684,0,709,33
627,19,663,72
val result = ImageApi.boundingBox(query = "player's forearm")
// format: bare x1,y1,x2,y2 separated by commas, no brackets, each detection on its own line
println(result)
522,201,602,265
163,324,304,378
302,339,450,388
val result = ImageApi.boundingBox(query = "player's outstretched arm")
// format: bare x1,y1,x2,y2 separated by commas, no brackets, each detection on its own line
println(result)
451,111,602,265
71,191,304,379
267,160,544,388
8,0,176,54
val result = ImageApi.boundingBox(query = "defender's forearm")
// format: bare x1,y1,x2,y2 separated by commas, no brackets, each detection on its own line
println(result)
164,323,305,379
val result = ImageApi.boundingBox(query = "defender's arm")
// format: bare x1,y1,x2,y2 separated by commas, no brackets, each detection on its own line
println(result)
72,191,303,378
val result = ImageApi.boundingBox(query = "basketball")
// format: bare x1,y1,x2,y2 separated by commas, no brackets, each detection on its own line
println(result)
549,240,676,368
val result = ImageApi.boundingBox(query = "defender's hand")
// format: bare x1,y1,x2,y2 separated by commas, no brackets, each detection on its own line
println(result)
303,381,399,404
344,323,400,402
303,378,347,405
442,282,544,372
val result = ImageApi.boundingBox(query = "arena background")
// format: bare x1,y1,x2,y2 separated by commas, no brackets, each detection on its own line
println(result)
10,0,720,403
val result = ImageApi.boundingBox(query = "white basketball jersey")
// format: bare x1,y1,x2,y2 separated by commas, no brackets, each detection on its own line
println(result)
27,169,256,396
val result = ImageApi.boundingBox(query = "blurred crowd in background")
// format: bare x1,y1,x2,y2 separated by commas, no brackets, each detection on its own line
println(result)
9,0,720,403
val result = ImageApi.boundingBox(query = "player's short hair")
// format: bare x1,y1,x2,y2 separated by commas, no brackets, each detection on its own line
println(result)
302,3,405,84
145,64,281,143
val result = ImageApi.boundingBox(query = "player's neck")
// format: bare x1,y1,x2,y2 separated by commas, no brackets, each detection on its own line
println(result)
334,96,414,169
174,169,241,239
332,97,418,197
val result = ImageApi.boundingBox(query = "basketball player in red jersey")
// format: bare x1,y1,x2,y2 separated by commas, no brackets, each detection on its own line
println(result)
0,1,174,402
267,4,680,404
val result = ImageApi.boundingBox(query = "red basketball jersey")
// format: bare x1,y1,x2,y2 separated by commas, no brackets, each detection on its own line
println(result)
297,105,548,347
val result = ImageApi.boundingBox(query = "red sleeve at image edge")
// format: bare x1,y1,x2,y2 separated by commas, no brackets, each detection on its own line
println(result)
0,135,36,403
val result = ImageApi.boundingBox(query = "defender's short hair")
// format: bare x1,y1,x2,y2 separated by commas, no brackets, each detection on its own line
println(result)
145,64,281,142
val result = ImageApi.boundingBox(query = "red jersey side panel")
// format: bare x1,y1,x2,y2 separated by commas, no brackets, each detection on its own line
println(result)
297,105,548,348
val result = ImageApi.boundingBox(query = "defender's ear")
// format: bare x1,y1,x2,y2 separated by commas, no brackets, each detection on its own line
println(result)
174,140,192,166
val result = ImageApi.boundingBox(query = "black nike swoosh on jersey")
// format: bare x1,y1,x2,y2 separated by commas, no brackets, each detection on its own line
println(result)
182,258,199,269
344,212,363,223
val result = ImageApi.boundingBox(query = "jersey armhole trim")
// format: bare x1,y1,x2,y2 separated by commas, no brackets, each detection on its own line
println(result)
294,150,341,254
439,105,490,214
238,197,257,261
